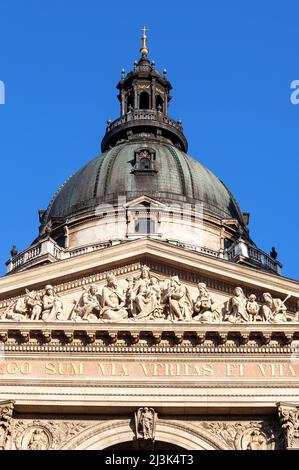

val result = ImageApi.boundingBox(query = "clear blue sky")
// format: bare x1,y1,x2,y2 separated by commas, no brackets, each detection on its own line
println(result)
0,0,298,279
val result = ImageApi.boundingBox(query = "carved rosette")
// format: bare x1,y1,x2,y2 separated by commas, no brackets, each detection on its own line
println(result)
277,402,299,449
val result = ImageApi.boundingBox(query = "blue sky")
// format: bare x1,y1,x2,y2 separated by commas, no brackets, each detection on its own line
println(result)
0,0,298,279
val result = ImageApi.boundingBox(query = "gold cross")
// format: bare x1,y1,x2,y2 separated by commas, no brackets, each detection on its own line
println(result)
141,26,148,37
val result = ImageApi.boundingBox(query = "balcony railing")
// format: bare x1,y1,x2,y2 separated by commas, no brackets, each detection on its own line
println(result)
106,109,183,133
7,235,282,275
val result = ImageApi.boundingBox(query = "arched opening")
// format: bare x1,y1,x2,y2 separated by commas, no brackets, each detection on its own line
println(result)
139,92,150,109
156,94,164,112
60,420,229,450
105,441,186,450
139,158,151,170
127,94,134,112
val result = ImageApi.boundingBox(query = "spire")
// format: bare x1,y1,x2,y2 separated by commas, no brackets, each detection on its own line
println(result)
140,26,149,58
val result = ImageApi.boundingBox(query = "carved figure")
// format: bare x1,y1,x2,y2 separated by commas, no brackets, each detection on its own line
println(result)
246,294,260,322
131,266,159,320
41,285,63,322
2,297,28,322
101,274,128,321
27,428,49,450
261,293,290,323
72,284,101,321
165,276,193,321
226,287,249,323
246,430,267,450
193,283,221,323
135,407,157,441
26,291,43,321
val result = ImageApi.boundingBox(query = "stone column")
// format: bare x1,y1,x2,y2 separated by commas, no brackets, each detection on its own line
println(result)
0,401,15,450
277,402,299,450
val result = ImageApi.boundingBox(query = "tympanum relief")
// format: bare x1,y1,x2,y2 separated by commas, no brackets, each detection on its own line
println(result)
0,266,297,324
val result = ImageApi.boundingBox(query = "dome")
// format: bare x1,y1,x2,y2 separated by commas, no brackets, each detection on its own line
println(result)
42,141,245,226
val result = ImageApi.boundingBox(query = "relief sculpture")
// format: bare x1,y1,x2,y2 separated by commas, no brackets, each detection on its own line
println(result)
0,266,296,324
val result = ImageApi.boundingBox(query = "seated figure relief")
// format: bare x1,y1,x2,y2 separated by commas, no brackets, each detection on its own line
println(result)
72,284,102,322
0,268,296,324
193,283,221,323
261,292,290,323
164,276,193,321
41,285,64,322
226,287,250,323
130,265,161,320
1,285,63,322
100,274,128,321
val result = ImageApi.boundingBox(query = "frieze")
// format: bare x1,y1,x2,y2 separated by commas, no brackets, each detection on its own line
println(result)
0,266,298,325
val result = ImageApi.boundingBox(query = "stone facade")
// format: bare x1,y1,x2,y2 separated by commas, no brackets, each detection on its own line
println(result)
0,240,299,450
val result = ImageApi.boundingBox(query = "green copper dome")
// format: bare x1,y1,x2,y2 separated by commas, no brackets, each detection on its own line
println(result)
42,141,245,226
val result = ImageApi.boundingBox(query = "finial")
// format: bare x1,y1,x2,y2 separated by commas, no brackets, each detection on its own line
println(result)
163,68,167,79
134,60,138,71
140,26,149,57
121,67,125,79
151,60,155,70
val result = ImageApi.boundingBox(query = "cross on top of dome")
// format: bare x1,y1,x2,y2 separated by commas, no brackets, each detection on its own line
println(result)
140,26,149,58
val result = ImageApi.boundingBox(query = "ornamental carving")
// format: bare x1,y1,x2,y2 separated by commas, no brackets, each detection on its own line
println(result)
0,401,15,450
200,420,279,450
277,402,299,449
134,407,157,441
14,420,89,450
0,266,297,324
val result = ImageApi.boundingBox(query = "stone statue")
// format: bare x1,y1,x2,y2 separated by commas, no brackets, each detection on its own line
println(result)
193,283,221,323
246,294,260,322
0,401,14,451
41,285,64,322
131,266,159,320
135,407,157,441
100,274,128,321
165,276,193,321
27,428,49,450
72,284,101,321
226,287,249,323
261,293,290,323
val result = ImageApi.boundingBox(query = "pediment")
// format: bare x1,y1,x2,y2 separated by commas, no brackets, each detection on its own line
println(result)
124,195,167,209
0,239,298,327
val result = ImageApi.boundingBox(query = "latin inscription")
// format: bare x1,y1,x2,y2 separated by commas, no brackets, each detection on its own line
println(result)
0,360,298,380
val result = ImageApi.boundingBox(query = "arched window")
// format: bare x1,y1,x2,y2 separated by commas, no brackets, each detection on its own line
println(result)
139,92,150,109
127,94,134,112
156,95,163,111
